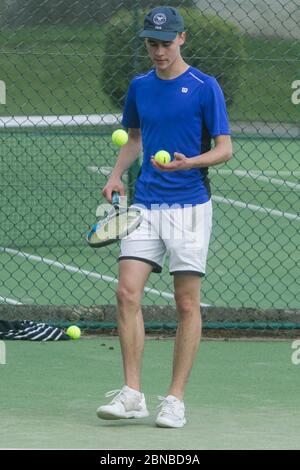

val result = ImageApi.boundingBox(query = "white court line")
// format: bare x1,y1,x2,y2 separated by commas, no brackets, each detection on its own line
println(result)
0,295,23,305
211,169,300,178
210,169,300,190
87,166,128,180
87,166,113,176
89,165,299,219
212,196,300,221
92,166,300,190
0,247,173,299
0,114,122,128
0,247,211,307
94,166,300,182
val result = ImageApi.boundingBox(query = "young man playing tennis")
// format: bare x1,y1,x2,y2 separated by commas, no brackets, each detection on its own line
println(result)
98,6,232,428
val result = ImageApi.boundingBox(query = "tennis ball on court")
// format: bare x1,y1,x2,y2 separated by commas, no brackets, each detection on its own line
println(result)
154,150,171,164
112,129,128,146
66,325,81,340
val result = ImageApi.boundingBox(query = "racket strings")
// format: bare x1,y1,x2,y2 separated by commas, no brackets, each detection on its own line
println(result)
87,205,142,247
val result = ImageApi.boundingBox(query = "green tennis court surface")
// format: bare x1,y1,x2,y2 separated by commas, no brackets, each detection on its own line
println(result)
0,127,299,309
0,337,300,450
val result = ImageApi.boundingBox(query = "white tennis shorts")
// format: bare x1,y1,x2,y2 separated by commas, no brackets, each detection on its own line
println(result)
119,200,212,276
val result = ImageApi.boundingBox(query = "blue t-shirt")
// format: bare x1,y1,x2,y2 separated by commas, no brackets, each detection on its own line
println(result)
122,66,230,208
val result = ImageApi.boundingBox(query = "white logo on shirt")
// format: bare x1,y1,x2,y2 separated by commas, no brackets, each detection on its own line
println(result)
181,87,188,93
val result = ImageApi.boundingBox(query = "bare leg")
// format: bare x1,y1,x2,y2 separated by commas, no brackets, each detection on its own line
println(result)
116,259,153,392
168,274,202,400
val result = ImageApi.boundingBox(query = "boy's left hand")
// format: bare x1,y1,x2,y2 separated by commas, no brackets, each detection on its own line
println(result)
151,152,192,171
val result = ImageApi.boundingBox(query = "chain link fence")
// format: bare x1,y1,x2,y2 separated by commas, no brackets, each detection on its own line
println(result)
0,0,299,330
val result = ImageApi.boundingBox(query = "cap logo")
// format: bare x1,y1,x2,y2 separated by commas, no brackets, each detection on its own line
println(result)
153,13,167,26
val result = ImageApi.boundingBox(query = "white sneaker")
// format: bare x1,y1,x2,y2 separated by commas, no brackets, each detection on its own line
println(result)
96,385,149,420
155,395,187,428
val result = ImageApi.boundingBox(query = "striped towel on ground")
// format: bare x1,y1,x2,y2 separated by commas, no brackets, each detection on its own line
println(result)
0,320,70,341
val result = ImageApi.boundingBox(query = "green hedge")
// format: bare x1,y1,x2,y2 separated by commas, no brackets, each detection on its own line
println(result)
102,8,245,108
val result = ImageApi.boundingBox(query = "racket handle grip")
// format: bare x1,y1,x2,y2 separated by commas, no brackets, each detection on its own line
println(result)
112,191,120,207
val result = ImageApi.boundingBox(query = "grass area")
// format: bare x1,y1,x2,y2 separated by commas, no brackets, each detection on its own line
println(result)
0,26,299,121
229,35,299,123
0,26,115,115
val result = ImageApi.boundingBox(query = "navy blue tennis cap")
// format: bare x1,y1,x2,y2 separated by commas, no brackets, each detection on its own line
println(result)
139,6,185,41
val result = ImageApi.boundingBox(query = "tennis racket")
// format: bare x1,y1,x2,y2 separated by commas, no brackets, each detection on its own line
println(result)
86,191,143,248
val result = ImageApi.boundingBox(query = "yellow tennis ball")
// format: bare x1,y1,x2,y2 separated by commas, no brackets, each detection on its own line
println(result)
154,150,171,164
112,129,128,146
66,325,81,340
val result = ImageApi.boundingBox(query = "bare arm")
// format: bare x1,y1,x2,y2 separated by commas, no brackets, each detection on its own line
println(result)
151,135,233,171
188,135,232,168
102,128,142,202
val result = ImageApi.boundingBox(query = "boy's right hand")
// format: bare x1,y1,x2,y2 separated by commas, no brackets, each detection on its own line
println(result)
102,179,125,203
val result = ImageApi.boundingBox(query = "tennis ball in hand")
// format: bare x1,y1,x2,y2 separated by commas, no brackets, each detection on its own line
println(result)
154,150,171,164
66,325,81,340
112,129,128,146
